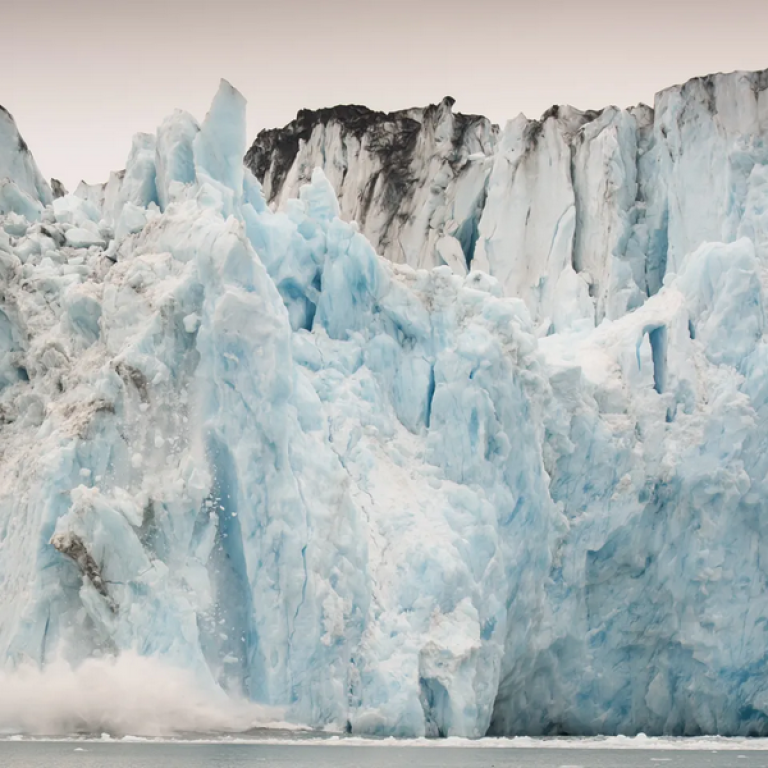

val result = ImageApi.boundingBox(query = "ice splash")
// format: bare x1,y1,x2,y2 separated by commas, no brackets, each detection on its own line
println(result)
0,652,286,737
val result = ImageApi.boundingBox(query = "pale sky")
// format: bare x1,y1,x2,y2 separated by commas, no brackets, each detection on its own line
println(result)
6,0,768,189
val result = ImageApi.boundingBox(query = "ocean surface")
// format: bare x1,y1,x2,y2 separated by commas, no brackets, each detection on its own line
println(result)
3,738,768,768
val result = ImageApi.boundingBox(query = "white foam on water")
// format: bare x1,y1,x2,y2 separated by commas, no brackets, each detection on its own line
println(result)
3,733,768,751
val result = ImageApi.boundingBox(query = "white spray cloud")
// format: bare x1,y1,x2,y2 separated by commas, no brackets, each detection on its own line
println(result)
0,653,286,737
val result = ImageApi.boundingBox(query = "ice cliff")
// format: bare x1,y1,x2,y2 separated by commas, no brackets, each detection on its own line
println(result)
0,107,52,220
246,72,768,332
1,70,768,738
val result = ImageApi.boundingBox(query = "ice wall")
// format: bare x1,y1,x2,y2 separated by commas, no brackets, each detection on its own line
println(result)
248,70,768,337
245,98,496,277
2,71,768,739
0,107,52,221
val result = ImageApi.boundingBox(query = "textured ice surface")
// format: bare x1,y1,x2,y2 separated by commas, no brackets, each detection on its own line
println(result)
249,71,768,337
0,107,51,211
2,71,768,739
246,98,495,277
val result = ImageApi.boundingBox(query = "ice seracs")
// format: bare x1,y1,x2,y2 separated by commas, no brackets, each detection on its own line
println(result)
0,106,52,217
2,70,768,738
250,69,768,339
245,97,496,278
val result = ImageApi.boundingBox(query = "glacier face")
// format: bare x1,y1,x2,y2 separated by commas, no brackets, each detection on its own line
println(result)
245,98,496,279
0,106,52,223
0,70,768,739
247,71,768,336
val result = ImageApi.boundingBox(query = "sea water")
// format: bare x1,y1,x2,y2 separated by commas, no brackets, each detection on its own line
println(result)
2,740,768,768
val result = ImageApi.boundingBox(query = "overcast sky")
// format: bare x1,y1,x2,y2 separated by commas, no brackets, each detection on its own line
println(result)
6,0,768,189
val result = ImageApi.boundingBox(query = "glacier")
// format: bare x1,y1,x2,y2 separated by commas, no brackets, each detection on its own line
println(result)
0,70,768,739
